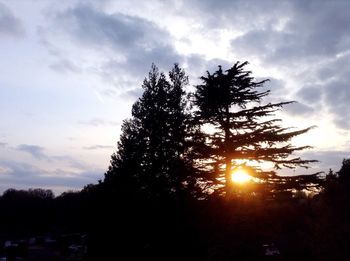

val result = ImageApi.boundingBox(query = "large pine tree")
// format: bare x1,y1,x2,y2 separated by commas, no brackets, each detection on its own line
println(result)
192,61,318,197
105,64,193,199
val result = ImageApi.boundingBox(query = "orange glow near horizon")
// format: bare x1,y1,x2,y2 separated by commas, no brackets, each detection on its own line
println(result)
231,168,252,184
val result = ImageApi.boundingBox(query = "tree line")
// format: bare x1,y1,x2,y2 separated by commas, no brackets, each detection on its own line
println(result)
0,160,350,259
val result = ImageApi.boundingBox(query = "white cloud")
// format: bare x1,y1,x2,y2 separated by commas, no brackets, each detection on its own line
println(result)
83,145,114,150
78,118,120,127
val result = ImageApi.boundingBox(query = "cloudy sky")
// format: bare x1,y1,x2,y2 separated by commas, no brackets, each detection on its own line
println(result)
0,0,349,195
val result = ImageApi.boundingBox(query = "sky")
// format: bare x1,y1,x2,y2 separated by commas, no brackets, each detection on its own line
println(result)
0,0,349,195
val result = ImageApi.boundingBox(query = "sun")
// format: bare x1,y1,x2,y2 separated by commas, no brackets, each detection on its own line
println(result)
231,168,252,184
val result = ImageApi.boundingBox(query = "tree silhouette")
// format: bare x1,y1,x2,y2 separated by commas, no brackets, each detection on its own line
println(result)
105,64,194,199
338,158,350,185
310,160,350,260
192,61,318,197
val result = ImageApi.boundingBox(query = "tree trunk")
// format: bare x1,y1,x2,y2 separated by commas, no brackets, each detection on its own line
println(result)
225,158,232,198
224,105,232,198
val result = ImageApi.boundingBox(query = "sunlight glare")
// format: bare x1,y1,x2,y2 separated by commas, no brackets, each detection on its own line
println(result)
231,168,252,184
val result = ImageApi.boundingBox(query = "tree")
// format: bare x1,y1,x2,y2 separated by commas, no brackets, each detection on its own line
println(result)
322,159,350,200
104,64,194,199
338,159,350,185
192,61,318,198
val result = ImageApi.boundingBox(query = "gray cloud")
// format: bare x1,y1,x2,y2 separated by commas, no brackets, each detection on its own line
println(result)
0,142,7,147
289,0,350,57
223,0,350,129
228,0,350,65
17,144,48,160
231,29,289,62
50,155,89,169
296,85,322,104
302,150,350,173
16,144,88,169
203,59,233,75
184,55,233,86
295,53,350,129
256,77,287,97
83,145,114,150
96,47,181,93
57,4,167,51
0,2,24,38
40,3,183,94
284,101,314,116
49,58,81,73
324,80,350,129
0,159,102,195
187,0,289,31
58,4,181,71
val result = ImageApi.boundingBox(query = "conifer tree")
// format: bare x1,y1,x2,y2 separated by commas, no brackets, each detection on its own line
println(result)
105,64,193,199
192,61,318,197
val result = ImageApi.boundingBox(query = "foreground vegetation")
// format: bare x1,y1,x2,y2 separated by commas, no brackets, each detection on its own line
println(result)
0,164,350,260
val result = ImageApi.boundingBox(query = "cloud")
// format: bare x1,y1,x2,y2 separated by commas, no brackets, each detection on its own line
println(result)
324,79,350,129
50,155,89,169
119,87,143,100
288,0,350,57
221,0,350,129
49,58,81,73
187,0,289,31
296,85,323,104
78,118,120,127
284,101,314,116
16,144,88,169
227,0,350,66
83,145,114,150
231,29,288,62
301,150,350,173
58,4,164,51
0,159,102,195
40,3,183,93
183,55,234,86
17,144,48,160
0,142,7,147
57,4,181,67
100,88,117,97
0,2,25,38
292,53,350,129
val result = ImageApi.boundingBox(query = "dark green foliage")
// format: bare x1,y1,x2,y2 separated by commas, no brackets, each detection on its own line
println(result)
105,64,196,199
338,158,350,184
192,61,319,196
0,189,55,239
308,159,350,260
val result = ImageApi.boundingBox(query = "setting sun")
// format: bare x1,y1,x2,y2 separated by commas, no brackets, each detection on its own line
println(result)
231,168,252,184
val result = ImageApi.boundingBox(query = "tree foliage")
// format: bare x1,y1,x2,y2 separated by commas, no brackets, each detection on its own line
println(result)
192,61,319,197
104,61,321,200
104,64,195,199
